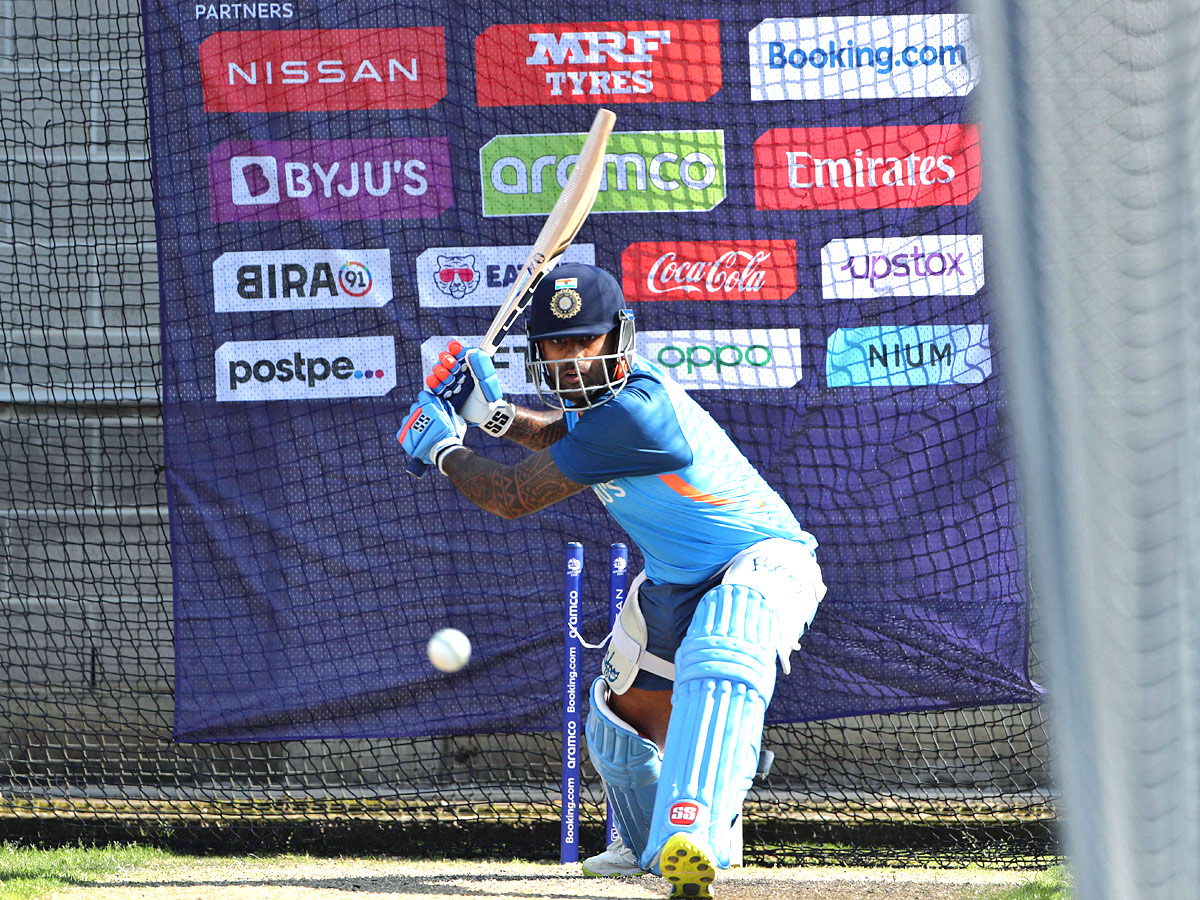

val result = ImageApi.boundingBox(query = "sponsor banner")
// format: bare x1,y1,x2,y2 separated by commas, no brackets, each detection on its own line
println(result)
480,130,725,216
423,328,802,393
213,248,393,311
208,138,453,222
475,19,721,107
755,124,980,211
415,244,595,308
748,15,977,101
825,325,990,387
199,28,447,112
216,336,396,401
622,240,797,302
821,235,983,299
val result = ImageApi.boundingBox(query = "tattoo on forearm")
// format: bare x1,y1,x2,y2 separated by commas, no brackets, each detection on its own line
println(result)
504,407,567,450
444,447,586,519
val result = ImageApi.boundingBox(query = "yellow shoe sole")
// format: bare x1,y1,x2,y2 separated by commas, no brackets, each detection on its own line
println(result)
659,833,717,899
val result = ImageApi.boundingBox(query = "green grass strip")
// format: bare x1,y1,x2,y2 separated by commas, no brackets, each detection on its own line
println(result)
0,843,173,900
986,867,1070,900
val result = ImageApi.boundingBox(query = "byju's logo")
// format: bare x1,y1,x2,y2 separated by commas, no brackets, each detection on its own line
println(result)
480,130,725,216
825,325,990,387
213,249,393,312
749,15,977,101
754,124,980,210
200,28,447,112
415,243,595,308
622,240,797,301
215,336,396,401
209,139,453,222
475,19,721,106
822,235,983,299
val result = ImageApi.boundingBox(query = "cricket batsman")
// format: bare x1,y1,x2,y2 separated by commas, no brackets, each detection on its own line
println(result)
398,263,826,899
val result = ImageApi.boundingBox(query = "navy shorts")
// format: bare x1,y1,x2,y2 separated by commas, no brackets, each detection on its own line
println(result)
633,569,724,692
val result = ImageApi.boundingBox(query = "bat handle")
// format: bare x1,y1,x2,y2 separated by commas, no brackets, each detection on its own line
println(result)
406,458,428,478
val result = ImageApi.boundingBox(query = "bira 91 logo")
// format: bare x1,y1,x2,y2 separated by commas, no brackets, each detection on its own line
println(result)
215,336,396,401
474,19,721,106
754,124,980,210
480,130,725,216
208,138,453,222
622,240,797,302
668,802,701,826
212,248,393,312
199,29,447,112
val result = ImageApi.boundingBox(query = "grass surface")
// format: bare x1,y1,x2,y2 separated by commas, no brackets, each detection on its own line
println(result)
986,868,1069,900
0,843,174,900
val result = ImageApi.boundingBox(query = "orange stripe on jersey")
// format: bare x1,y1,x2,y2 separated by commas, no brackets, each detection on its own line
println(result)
658,473,734,507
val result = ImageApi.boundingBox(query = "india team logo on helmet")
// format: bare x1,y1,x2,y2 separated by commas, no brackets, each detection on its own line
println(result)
551,279,583,319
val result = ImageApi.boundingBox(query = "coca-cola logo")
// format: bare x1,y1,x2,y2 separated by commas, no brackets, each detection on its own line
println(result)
622,240,797,302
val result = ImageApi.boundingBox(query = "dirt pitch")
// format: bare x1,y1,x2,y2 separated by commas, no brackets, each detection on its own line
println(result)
45,856,1035,900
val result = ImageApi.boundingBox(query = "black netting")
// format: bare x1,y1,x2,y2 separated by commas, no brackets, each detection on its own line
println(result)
0,0,1057,866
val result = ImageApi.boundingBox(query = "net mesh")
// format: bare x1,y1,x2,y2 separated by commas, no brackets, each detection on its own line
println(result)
0,0,1056,865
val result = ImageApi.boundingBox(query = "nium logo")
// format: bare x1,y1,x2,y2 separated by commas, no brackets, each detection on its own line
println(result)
215,337,396,401
622,240,797,301
415,244,596,308
199,28,447,112
475,20,721,107
822,235,983,299
210,139,453,222
668,802,701,826
754,124,980,210
421,329,802,394
825,325,990,387
749,15,978,101
213,249,393,312
480,130,725,216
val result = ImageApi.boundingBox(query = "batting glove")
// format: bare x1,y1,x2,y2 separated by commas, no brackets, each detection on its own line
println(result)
396,390,468,474
426,341,516,437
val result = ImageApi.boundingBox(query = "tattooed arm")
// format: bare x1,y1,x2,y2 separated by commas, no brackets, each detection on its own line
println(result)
439,446,588,519
499,405,567,451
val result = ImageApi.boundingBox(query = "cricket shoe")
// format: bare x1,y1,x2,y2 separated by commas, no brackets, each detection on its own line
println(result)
659,832,718,899
580,835,649,878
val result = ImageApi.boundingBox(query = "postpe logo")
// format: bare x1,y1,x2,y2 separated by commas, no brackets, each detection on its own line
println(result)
475,19,720,107
749,15,977,101
215,336,396,401
822,235,983,299
480,130,725,216
199,28,447,112
213,248,393,312
825,325,990,387
622,240,797,301
754,124,980,210
209,139,453,222
415,243,595,308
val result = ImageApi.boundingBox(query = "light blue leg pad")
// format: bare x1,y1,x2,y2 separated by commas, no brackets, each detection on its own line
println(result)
640,584,779,872
585,676,661,860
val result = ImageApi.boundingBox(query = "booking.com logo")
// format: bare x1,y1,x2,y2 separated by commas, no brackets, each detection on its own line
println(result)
767,40,966,74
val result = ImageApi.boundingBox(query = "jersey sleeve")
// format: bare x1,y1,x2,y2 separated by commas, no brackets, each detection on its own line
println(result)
549,378,692,485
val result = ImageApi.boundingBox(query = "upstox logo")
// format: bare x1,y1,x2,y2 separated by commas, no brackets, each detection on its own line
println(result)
213,249,393,311
215,336,396,401
821,235,983,299
825,325,989,387
749,15,977,101
422,328,801,393
480,130,725,216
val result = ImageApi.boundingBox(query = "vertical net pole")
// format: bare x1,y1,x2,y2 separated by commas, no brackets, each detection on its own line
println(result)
561,542,583,864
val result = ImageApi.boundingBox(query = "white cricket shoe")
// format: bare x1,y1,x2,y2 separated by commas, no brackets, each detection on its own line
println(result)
580,835,650,878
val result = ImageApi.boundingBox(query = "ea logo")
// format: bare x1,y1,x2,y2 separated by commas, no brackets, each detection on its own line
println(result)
668,801,701,826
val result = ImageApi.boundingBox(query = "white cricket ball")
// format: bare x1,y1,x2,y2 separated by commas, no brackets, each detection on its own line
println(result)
427,627,471,673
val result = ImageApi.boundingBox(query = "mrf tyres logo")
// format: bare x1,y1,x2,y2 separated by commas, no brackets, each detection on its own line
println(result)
622,240,797,302
215,336,396,401
414,243,595,309
822,235,983,299
212,248,393,312
209,138,452,222
199,28,447,112
422,328,802,394
754,124,980,210
749,15,977,101
480,129,725,216
475,19,720,107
